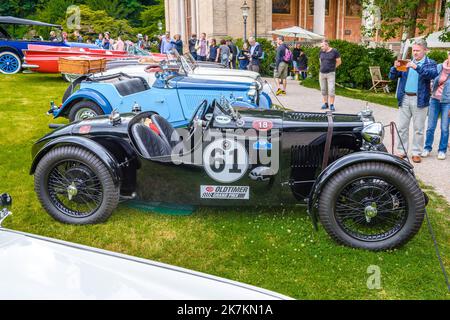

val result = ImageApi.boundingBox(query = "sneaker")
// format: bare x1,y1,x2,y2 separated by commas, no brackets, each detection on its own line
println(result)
321,104,329,110
275,88,282,96
281,90,287,95
437,152,446,160
330,104,335,111
421,150,430,158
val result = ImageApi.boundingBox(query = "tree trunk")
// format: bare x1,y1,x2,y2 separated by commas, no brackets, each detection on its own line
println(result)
404,5,419,39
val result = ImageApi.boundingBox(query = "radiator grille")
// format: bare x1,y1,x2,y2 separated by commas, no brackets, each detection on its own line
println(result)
291,145,355,168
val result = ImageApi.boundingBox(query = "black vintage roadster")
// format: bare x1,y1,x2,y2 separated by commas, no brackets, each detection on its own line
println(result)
31,99,427,250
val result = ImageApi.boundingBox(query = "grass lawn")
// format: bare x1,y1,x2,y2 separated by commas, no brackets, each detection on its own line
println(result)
301,78,399,109
1,73,450,299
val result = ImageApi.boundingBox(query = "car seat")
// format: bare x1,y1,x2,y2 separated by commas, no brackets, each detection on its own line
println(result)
114,77,150,96
131,123,171,158
151,114,180,148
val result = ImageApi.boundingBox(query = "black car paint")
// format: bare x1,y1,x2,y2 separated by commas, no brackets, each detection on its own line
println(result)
31,108,412,223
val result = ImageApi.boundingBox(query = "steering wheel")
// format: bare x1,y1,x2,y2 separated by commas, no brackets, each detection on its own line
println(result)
188,100,208,130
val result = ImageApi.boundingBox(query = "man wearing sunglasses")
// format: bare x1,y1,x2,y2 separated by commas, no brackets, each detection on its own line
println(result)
389,39,438,163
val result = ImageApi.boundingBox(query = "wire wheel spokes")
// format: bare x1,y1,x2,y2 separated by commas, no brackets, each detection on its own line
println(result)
47,160,103,218
334,177,408,241
0,54,19,73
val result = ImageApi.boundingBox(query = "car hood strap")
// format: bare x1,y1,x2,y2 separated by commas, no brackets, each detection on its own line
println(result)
321,111,334,171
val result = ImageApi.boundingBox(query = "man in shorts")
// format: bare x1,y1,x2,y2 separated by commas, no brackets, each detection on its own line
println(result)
319,39,341,111
274,36,290,95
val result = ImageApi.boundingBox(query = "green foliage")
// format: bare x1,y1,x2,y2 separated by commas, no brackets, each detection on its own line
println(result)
368,0,438,40
428,50,448,64
0,0,40,18
138,0,165,38
3,0,165,40
61,4,136,40
35,0,77,25
85,0,143,25
303,40,396,90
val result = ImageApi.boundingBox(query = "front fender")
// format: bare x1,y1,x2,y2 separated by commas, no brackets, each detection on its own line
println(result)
30,136,121,186
259,92,272,109
307,151,415,227
55,89,113,118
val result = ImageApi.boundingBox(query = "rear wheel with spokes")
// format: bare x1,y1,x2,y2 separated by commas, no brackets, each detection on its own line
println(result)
34,146,119,224
318,162,425,250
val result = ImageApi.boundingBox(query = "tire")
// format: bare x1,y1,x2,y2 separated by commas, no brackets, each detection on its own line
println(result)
34,146,120,224
68,100,104,122
318,162,425,250
0,51,22,74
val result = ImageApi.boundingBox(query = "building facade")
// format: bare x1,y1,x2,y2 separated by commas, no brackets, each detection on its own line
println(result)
165,0,448,46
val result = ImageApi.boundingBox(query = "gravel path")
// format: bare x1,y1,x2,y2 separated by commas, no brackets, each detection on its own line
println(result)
264,78,450,203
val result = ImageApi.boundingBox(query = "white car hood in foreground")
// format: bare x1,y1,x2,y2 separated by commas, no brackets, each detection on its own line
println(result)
0,229,291,300
192,67,260,80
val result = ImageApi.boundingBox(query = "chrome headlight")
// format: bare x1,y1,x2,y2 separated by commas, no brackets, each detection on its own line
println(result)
362,122,384,145
247,85,257,98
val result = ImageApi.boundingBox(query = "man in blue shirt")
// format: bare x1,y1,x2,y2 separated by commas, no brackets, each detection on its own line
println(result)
389,39,438,163
95,33,103,48
160,32,174,54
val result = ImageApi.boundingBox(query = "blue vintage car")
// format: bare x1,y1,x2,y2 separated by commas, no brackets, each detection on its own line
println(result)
0,16,97,74
51,69,273,127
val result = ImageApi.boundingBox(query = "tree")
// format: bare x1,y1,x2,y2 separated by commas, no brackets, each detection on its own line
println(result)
61,4,136,40
138,0,165,38
85,0,143,25
364,0,438,40
0,0,41,18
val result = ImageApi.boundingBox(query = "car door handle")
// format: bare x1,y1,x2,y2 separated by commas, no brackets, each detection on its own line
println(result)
155,99,165,103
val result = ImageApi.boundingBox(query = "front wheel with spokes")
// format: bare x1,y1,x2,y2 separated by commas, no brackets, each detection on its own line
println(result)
318,162,426,250
34,146,119,224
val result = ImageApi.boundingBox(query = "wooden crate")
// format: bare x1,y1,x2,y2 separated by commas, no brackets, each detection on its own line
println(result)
58,56,106,75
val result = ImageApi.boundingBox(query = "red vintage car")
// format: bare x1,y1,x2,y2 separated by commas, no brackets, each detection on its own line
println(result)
23,44,166,74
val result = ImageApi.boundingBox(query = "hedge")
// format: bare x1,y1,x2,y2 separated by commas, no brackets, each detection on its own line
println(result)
428,50,447,64
302,40,396,90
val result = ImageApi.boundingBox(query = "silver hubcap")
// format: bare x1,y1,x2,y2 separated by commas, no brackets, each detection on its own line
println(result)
67,182,78,201
76,108,98,120
364,202,378,223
